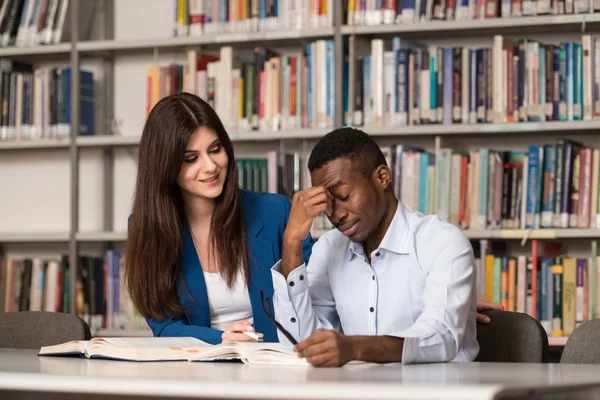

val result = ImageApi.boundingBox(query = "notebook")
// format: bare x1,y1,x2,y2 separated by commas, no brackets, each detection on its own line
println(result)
37,337,309,366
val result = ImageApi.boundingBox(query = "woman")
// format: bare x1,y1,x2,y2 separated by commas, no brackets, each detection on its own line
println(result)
125,92,501,346
125,92,312,344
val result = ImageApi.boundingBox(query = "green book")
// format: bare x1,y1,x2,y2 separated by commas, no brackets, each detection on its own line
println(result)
493,257,502,305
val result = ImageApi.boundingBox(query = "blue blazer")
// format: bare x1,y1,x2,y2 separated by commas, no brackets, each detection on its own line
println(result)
146,190,314,344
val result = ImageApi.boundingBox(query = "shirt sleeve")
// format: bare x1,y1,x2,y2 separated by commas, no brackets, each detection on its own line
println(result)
270,237,341,345
389,229,476,364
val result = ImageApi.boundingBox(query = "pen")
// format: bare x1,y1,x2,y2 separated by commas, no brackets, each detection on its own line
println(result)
243,331,263,341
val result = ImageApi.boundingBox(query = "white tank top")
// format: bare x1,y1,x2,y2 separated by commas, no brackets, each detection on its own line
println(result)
202,270,254,331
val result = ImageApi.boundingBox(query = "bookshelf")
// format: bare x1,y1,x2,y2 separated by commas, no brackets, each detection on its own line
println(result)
1,0,599,345
341,14,600,37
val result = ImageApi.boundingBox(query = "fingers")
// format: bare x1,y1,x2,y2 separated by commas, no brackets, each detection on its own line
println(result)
221,332,256,342
224,321,253,333
476,313,491,324
296,341,331,360
294,329,330,354
476,298,504,312
294,186,330,200
303,193,333,217
306,353,340,368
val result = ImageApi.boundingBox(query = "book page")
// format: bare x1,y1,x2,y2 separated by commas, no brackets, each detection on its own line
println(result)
97,337,209,349
38,340,89,356
234,342,310,366
80,337,211,361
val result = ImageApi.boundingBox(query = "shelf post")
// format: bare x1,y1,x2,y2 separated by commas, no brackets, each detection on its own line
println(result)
334,0,344,128
102,0,115,243
69,0,81,316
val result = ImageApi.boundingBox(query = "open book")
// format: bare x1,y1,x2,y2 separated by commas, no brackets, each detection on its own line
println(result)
38,337,309,366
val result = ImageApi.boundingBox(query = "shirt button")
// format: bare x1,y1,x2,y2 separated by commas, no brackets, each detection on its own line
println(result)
299,275,304,281
372,275,375,280
369,307,374,312
375,252,380,257
289,281,295,287
291,318,296,323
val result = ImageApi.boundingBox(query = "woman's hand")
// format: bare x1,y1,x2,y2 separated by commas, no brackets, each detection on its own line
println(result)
221,320,264,342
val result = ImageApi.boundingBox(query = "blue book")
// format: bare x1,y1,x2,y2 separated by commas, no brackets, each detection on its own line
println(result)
574,43,583,121
558,44,567,121
442,48,453,125
430,50,436,118
343,49,349,126
552,46,560,121
63,67,95,137
469,49,476,123
526,145,541,229
363,55,371,126
397,49,409,125
419,153,429,214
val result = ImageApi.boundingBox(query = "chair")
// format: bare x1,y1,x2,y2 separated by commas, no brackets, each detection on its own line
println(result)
475,310,549,363
560,319,600,364
0,311,92,349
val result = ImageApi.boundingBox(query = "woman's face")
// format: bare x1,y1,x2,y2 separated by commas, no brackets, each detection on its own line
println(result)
177,126,229,202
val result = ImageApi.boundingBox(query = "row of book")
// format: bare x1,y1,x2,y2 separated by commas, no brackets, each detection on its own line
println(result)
172,0,333,36
388,139,600,231
475,240,600,338
311,138,600,232
236,151,302,200
0,251,146,332
0,59,94,141
344,34,600,128
346,0,600,25
146,41,336,133
0,0,73,48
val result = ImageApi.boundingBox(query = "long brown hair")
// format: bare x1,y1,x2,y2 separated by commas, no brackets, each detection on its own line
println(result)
125,93,249,322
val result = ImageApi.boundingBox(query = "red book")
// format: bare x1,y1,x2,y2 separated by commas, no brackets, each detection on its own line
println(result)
531,239,538,319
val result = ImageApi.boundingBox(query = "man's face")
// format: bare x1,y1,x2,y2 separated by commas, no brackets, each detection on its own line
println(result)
310,157,384,243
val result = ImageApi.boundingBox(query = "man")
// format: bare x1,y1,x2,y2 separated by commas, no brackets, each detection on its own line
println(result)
271,127,490,367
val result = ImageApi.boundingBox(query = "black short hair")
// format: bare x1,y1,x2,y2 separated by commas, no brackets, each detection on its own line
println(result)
308,127,387,176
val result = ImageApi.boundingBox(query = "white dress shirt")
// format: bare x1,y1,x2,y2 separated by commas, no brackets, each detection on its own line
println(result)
271,202,479,364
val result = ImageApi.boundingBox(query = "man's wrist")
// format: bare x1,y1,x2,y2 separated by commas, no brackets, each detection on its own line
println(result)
281,234,305,279
283,230,307,246
347,336,405,363
349,336,365,361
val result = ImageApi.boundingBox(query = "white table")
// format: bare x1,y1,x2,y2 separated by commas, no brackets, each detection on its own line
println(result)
1,348,600,400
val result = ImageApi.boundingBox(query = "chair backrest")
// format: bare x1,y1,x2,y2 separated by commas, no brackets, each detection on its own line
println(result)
475,310,549,363
0,311,91,349
560,319,600,364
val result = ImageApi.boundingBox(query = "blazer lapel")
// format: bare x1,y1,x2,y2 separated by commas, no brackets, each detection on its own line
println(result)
244,203,278,342
180,220,211,327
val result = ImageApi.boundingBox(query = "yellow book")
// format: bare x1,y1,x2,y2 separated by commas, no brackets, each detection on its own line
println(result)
485,254,495,301
348,0,356,26
562,258,577,336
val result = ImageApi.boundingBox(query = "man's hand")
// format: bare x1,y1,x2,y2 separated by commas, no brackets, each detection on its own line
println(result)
476,298,504,324
280,187,333,279
293,329,355,367
284,187,333,244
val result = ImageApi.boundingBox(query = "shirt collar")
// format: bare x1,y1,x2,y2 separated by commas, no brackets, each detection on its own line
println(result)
346,201,411,259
